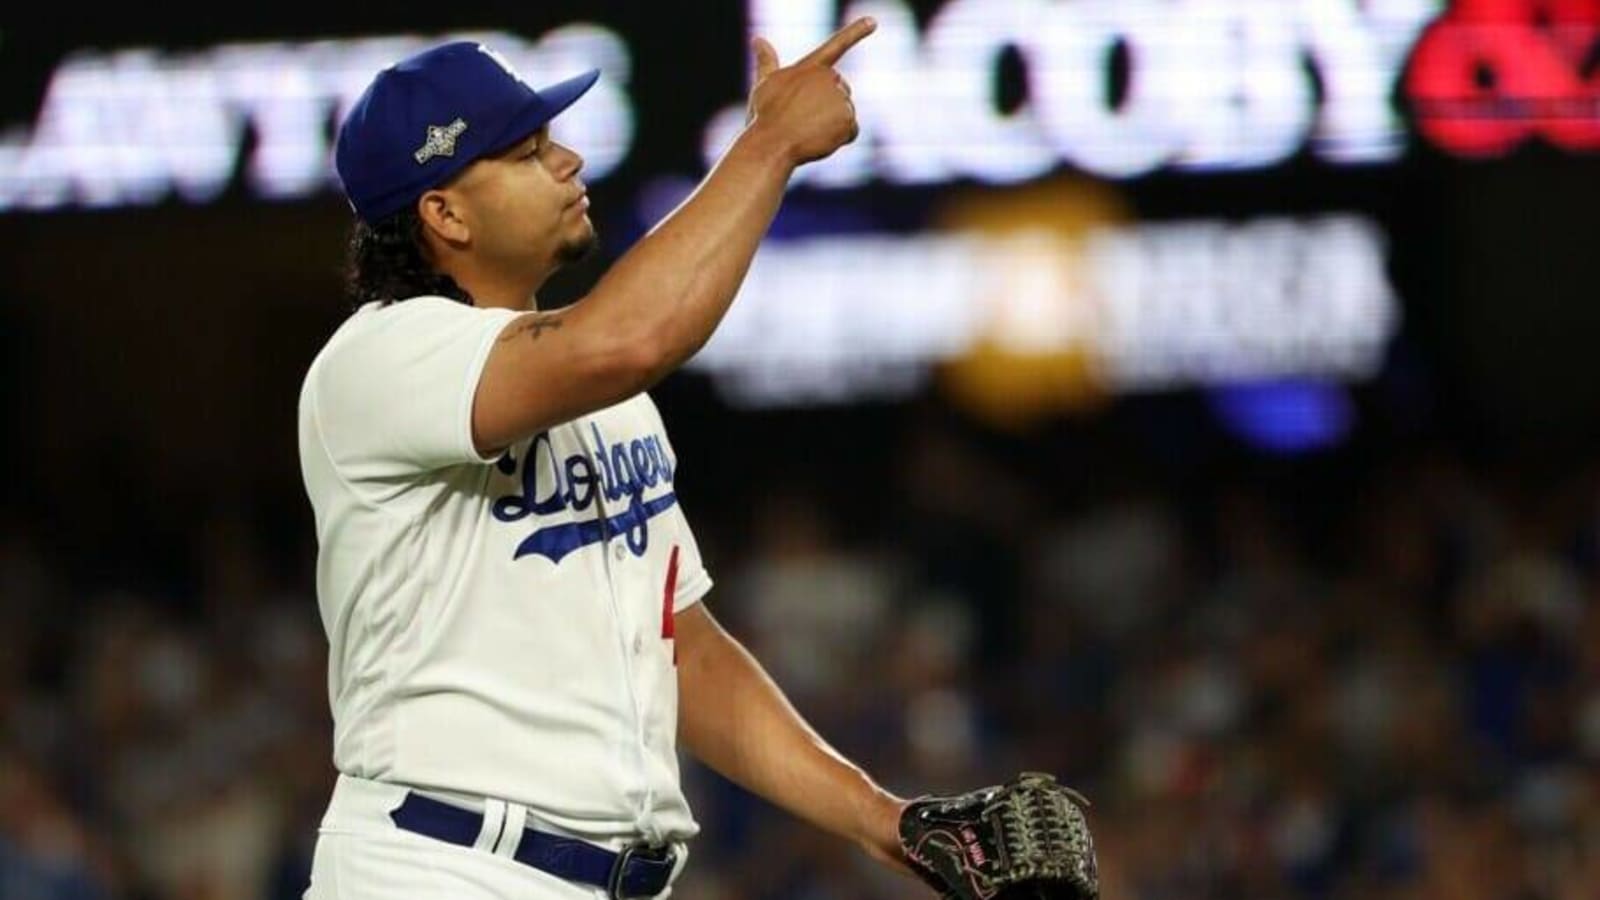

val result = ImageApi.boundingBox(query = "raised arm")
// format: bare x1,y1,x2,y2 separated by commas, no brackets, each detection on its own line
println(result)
471,18,876,454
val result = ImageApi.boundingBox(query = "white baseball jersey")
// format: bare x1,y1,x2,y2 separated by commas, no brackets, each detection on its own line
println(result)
296,296,710,847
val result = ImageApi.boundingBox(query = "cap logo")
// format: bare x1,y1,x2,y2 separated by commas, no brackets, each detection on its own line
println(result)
414,118,468,165
477,44,528,85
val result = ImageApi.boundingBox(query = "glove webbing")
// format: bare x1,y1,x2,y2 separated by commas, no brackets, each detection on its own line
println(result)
990,773,1095,889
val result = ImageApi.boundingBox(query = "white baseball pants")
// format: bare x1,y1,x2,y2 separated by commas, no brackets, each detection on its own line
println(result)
302,775,687,900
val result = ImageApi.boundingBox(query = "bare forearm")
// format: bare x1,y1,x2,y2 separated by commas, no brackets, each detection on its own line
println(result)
569,17,875,386
677,610,904,863
582,127,793,377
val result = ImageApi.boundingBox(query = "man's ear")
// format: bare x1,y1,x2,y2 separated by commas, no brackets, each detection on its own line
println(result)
417,189,470,246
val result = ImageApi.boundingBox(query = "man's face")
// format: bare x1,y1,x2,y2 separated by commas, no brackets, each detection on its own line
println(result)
449,125,596,279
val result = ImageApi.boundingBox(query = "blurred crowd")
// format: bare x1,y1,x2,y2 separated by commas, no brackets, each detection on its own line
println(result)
1,417,1597,900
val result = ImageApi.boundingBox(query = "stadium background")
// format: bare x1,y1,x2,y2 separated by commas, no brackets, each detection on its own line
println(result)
2,2,1599,898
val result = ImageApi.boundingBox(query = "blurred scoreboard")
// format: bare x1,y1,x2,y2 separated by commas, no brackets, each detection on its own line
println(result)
2,0,1597,445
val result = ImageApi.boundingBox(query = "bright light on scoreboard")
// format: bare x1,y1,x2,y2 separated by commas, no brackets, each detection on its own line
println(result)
691,215,1396,409
705,0,1444,184
3,0,1597,211
0,28,635,212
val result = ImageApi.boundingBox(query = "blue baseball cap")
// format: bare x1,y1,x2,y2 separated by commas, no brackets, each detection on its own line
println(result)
335,40,600,223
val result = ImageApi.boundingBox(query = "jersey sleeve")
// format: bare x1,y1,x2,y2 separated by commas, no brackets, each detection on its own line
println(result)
668,497,713,614
646,403,712,613
309,297,519,479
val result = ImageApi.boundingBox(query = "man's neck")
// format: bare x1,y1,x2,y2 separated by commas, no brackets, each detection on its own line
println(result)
450,266,546,312
470,290,539,312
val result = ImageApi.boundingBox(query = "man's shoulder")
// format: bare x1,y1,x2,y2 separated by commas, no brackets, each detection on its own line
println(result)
339,295,484,334
308,296,491,371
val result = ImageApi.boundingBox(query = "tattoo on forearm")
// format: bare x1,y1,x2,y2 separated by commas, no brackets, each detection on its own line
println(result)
499,313,566,342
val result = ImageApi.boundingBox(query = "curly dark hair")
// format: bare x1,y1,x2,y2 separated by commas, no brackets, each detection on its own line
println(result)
344,208,470,307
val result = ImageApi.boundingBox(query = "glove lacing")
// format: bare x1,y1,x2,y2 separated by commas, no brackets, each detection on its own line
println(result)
995,774,1093,883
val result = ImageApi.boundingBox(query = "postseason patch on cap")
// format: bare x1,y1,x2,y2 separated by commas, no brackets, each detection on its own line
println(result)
414,119,469,165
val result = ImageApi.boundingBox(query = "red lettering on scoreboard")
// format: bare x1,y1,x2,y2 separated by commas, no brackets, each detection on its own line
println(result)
1407,0,1600,156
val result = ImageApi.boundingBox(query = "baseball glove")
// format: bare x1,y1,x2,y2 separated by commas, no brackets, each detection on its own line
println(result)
898,772,1098,900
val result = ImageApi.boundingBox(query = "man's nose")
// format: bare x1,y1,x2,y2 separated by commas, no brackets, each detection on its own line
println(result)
553,142,584,179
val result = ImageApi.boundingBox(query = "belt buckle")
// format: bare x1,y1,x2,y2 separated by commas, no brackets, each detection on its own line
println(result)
606,841,673,900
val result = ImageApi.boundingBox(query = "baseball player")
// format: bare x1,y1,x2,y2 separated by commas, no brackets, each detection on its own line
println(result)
298,19,1096,900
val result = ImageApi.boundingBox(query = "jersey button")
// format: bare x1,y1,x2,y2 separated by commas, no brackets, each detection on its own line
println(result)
613,543,626,561
632,636,643,655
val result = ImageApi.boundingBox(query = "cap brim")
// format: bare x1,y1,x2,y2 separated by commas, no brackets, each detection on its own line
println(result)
484,68,602,154
539,68,602,119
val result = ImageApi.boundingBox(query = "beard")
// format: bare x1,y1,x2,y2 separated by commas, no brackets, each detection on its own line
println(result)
553,220,599,267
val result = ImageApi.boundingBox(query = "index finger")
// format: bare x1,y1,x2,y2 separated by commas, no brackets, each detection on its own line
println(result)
799,16,877,67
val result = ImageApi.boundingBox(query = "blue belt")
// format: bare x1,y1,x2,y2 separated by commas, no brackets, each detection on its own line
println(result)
389,792,676,899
